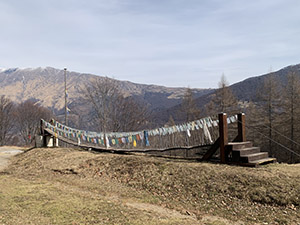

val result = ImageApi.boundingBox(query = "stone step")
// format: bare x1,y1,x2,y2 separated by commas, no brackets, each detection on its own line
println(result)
232,147,260,162
240,152,269,163
227,142,253,150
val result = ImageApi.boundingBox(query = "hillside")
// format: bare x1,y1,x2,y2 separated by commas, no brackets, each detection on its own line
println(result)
1,64,300,127
0,147,299,224
230,64,300,102
0,67,212,113
160,64,300,122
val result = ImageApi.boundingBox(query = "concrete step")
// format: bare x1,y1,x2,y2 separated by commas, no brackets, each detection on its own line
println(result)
232,147,260,162
240,152,269,163
227,142,253,150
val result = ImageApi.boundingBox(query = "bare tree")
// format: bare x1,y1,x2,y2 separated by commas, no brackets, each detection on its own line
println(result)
166,115,176,126
83,77,121,132
113,96,150,132
206,74,238,115
82,77,150,132
0,96,14,145
14,100,53,145
281,72,300,162
179,88,200,122
245,100,271,157
256,74,281,156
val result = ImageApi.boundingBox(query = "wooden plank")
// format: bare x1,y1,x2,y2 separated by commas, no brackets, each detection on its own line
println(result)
248,157,277,165
229,158,277,167
219,113,228,163
40,120,44,136
237,113,246,142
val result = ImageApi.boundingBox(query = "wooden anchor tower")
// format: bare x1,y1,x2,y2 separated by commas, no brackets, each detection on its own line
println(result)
203,113,276,167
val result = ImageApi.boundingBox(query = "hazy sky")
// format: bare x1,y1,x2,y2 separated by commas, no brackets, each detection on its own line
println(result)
0,0,299,88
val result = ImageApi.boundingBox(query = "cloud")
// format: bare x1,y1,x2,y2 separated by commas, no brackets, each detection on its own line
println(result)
0,0,299,88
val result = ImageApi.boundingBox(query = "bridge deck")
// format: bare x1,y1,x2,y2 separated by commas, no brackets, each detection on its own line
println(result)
44,127,206,153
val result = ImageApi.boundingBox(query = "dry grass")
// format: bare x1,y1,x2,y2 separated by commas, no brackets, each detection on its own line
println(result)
0,147,299,224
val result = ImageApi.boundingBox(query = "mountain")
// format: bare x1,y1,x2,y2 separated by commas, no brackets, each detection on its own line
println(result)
0,67,212,114
157,64,300,122
230,64,300,101
1,64,299,127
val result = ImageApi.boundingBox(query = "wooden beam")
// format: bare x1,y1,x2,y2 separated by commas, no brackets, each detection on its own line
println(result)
40,119,44,136
219,113,228,163
237,113,246,142
201,137,220,161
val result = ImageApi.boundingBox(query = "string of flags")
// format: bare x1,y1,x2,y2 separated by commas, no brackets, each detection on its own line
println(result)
42,114,238,148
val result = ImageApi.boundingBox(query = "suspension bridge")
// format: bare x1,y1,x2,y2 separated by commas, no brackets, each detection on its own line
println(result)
40,113,277,167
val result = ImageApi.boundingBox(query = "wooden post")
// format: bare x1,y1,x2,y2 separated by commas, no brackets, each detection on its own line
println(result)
219,113,228,163
40,119,44,135
40,119,47,147
237,113,246,142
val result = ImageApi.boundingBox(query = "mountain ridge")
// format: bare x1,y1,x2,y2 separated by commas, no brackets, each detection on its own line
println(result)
1,64,300,126
154,63,300,123
0,67,213,112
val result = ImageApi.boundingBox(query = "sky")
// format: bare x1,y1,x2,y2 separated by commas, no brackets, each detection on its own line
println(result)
0,0,299,88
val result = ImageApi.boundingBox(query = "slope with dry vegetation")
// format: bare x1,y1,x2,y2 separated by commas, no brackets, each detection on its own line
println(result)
0,148,299,224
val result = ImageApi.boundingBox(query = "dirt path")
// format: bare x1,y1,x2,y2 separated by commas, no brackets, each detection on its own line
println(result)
0,147,23,171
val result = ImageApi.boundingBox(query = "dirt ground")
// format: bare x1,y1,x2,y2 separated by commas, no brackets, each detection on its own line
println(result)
0,147,299,224
0,146,24,170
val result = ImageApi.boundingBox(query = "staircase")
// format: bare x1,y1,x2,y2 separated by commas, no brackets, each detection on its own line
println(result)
201,113,278,167
226,141,276,167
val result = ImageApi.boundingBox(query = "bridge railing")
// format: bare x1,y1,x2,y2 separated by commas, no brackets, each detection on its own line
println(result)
41,114,239,153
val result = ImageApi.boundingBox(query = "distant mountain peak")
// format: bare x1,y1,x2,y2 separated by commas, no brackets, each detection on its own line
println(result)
0,68,18,74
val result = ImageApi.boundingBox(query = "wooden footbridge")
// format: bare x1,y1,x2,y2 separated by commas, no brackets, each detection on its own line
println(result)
40,113,276,167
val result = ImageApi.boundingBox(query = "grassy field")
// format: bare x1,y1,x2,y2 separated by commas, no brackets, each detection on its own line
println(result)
0,147,299,224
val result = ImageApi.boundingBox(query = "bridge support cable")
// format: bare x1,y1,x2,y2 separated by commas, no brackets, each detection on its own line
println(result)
242,121,300,158
252,122,300,149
